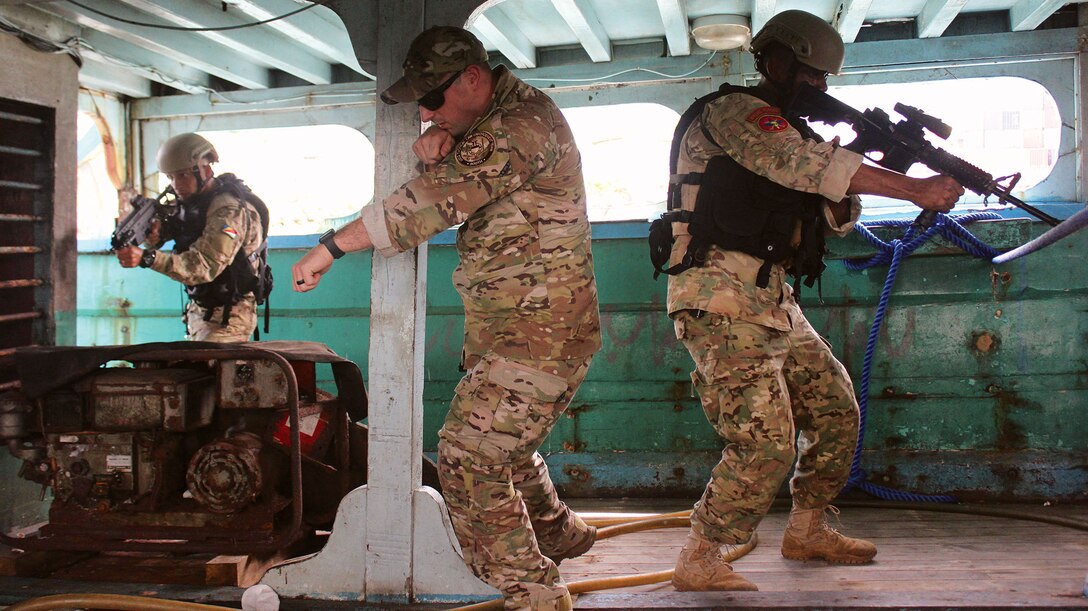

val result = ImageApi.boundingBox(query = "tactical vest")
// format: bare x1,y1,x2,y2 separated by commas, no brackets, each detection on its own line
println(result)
649,84,827,290
171,173,274,335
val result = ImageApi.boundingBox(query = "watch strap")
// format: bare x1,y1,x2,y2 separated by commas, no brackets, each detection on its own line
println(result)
320,229,345,259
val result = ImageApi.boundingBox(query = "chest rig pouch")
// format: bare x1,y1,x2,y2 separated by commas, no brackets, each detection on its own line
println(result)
649,84,828,290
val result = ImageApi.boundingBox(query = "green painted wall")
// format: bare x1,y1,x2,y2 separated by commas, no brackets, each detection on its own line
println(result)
75,218,1088,501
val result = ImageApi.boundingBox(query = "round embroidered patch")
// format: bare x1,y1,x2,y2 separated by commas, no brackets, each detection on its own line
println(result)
455,131,496,167
757,115,789,132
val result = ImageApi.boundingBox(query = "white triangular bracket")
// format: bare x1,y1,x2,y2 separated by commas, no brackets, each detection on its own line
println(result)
260,486,499,604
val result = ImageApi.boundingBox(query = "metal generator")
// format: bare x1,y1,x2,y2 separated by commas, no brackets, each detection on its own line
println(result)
0,341,427,554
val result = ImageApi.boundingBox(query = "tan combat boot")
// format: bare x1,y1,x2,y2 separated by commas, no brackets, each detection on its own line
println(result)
540,514,597,566
671,532,759,591
781,505,877,564
511,583,572,611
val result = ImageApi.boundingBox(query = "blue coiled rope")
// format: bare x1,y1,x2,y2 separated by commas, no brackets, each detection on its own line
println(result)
840,211,1002,503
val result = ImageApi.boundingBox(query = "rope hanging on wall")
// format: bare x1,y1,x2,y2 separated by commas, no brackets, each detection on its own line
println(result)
840,211,1004,503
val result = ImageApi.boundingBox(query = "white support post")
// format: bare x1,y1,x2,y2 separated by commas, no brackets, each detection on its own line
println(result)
362,0,428,599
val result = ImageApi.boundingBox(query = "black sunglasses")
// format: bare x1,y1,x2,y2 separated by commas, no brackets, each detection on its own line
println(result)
418,70,464,111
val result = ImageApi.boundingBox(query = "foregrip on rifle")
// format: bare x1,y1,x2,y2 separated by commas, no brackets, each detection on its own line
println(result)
919,148,994,197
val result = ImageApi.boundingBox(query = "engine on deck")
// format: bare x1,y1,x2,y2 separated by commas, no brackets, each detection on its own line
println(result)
0,342,401,554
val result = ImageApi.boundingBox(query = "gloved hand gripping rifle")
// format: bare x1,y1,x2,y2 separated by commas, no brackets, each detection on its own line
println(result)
788,83,1060,229
110,187,176,251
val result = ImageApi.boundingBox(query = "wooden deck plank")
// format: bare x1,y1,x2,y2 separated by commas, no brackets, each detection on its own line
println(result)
0,502,1083,609
561,503,1088,609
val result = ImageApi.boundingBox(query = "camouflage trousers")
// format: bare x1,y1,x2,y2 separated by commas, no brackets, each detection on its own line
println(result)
673,306,859,545
184,295,257,342
438,352,592,611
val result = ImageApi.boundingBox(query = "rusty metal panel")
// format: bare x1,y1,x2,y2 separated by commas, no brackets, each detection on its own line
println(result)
0,98,54,393
46,431,154,507
87,368,214,431
217,359,289,409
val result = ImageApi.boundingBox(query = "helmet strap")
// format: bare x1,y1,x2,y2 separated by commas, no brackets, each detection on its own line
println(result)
191,166,206,193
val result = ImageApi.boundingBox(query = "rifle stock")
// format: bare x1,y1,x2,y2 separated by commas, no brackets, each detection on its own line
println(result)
789,83,1060,228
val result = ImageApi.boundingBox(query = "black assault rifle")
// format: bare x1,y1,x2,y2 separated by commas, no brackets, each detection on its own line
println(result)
788,83,1060,229
110,188,176,251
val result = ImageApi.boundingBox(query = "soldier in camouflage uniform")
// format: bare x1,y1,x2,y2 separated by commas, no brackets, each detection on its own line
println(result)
664,11,965,591
292,26,600,611
116,133,266,342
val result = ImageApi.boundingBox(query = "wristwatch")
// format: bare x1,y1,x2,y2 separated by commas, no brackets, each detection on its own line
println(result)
139,249,157,268
319,229,345,259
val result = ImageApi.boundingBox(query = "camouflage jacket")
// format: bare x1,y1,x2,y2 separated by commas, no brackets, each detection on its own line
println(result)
360,66,601,367
150,185,263,288
667,89,864,331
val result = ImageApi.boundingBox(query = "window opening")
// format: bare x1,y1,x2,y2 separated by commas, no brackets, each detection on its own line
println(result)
562,103,678,222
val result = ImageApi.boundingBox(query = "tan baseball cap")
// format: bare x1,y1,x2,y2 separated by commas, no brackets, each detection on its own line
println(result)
380,26,489,105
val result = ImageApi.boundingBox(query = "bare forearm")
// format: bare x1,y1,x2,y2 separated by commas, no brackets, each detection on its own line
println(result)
849,164,919,200
329,217,373,253
848,164,964,211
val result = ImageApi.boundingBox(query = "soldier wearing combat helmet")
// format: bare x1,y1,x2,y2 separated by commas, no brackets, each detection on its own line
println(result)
657,10,965,591
116,133,271,342
292,26,600,611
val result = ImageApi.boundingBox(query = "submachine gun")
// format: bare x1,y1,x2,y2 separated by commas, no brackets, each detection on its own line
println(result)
788,83,1060,229
109,187,177,251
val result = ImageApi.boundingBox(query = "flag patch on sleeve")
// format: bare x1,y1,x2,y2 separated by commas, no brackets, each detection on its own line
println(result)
222,225,239,239
756,115,789,132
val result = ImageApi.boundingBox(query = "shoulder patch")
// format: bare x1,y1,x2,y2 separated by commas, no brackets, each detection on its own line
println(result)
746,106,782,122
756,114,790,133
222,225,239,239
455,131,496,167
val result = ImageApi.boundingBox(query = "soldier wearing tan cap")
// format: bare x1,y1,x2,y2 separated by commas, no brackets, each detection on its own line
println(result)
292,26,599,611
660,10,964,591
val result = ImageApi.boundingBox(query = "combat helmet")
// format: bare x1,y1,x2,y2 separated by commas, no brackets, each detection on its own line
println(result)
750,10,845,75
157,132,218,174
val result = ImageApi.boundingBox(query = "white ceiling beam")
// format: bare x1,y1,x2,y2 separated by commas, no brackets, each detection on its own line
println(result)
79,55,152,98
469,11,536,69
655,0,690,57
40,0,270,89
916,0,968,38
4,2,209,94
224,0,369,78
551,0,611,62
113,0,332,85
833,0,873,43
78,28,211,94
1009,0,1064,31
751,0,777,38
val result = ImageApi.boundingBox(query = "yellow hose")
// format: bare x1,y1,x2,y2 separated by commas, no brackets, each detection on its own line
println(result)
584,509,690,528
596,514,690,538
5,593,236,611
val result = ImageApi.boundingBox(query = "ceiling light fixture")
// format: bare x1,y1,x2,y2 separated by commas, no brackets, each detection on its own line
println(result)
690,14,751,51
